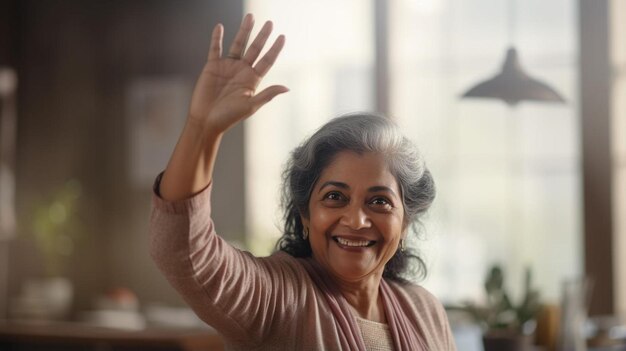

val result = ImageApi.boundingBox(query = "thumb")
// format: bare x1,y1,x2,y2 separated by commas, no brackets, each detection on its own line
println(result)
250,85,289,108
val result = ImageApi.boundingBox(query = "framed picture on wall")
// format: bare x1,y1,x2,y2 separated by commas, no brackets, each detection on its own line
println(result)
126,77,191,187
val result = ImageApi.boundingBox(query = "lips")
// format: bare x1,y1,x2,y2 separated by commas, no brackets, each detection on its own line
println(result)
332,236,377,248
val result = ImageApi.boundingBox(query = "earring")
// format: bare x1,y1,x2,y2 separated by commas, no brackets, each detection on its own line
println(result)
303,228,309,240
399,238,406,252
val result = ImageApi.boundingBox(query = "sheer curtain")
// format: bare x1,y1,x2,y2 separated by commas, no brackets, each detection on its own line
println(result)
388,0,582,303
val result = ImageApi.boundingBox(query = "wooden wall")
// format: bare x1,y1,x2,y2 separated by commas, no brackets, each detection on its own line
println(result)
3,0,245,313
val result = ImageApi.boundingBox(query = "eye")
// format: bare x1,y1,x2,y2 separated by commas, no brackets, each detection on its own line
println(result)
323,191,345,201
369,196,393,209
321,191,347,207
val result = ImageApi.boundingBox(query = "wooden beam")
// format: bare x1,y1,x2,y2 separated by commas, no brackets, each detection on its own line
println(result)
579,0,614,315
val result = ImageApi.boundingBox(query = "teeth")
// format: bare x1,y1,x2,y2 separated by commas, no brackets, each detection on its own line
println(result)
336,237,372,247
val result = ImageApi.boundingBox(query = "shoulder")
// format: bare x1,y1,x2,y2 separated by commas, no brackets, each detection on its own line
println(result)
387,281,454,345
258,251,316,292
389,281,443,311
262,251,308,275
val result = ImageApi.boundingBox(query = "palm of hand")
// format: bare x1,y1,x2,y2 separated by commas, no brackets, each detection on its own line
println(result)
190,60,259,129
188,15,286,134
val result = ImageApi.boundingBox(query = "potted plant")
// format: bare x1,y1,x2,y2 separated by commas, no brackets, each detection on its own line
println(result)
464,265,542,351
13,179,84,320
29,179,83,277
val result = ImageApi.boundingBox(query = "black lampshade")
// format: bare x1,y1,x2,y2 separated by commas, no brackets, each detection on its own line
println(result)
462,47,566,106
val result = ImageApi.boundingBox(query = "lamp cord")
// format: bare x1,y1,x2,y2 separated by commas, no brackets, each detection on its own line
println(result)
508,0,516,47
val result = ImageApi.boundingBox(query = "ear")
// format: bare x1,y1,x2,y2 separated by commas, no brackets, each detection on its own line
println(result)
400,221,413,245
300,212,310,230
401,222,409,240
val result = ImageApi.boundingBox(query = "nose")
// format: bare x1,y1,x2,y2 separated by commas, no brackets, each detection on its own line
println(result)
340,204,371,230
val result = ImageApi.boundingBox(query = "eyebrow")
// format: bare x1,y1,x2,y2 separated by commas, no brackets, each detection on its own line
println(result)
318,181,398,197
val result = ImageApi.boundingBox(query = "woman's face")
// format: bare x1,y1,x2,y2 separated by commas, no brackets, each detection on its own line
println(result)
302,151,406,283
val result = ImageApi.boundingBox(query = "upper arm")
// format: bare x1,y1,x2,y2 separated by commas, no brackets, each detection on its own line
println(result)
149,184,302,345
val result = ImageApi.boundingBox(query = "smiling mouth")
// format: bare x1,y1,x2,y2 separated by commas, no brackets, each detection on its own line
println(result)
332,236,377,248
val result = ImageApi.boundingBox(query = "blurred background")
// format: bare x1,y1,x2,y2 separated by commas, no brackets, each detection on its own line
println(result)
0,0,624,350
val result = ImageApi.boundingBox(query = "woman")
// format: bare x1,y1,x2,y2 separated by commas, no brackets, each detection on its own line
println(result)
150,14,456,350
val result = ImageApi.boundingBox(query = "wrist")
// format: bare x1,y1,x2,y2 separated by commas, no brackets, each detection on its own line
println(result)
185,115,224,142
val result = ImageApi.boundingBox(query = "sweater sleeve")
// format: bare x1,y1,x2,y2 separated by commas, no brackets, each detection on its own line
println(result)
149,174,300,346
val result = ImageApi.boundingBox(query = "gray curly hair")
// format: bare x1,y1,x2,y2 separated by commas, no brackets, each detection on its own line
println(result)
276,112,435,283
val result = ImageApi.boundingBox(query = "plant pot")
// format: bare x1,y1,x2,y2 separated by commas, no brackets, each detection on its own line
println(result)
483,331,533,351
11,276,73,320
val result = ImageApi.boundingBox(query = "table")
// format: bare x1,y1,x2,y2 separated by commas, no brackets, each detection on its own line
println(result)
0,320,224,351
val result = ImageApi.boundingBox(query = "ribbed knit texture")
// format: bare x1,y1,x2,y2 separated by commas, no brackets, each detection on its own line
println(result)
356,317,395,351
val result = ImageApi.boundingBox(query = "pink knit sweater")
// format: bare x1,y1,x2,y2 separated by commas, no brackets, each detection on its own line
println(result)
149,180,456,350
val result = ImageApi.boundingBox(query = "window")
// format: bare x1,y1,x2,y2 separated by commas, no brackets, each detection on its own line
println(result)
388,0,582,302
245,0,582,304
244,0,375,254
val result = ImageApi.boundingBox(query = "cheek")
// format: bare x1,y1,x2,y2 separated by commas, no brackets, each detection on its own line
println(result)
312,212,333,229
308,205,335,230
381,216,405,239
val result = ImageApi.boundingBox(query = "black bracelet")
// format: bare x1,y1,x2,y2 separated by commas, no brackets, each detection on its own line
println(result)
153,171,165,197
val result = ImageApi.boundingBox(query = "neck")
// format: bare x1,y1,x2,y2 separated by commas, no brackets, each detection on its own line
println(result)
332,272,387,324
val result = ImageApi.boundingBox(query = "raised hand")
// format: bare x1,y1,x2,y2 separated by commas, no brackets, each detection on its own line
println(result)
188,14,288,134
159,14,286,200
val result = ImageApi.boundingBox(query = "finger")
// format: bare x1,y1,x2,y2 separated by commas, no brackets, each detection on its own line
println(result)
242,21,272,65
207,23,224,61
250,85,289,108
227,13,254,59
253,35,285,77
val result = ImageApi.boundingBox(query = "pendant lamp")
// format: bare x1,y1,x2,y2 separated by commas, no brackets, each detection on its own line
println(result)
461,0,566,106
462,47,566,106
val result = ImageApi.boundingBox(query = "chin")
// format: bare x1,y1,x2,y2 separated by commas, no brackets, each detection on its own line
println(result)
328,258,379,282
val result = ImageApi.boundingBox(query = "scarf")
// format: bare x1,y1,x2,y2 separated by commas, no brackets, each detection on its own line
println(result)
300,258,428,350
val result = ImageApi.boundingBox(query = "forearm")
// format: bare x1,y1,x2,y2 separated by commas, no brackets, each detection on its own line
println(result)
159,117,223,201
